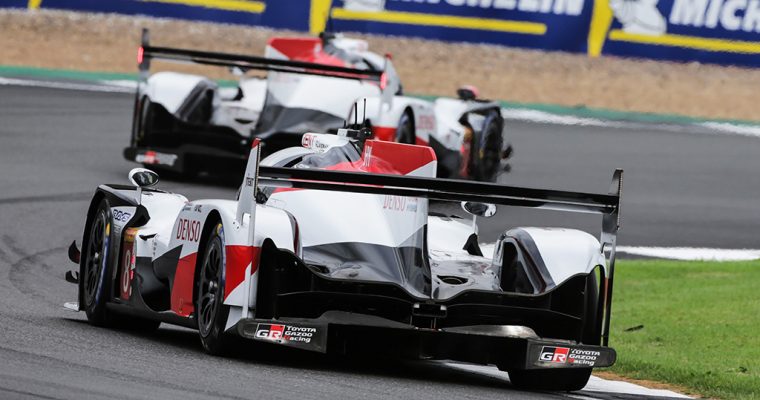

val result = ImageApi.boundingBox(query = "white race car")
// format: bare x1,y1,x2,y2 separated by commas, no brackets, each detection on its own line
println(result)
125,30,511,181
72,122,622,392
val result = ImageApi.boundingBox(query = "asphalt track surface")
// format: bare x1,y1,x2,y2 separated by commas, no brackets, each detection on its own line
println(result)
2,83,752,399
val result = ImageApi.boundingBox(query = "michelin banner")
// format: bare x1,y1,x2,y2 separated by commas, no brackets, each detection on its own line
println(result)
4,0,759,67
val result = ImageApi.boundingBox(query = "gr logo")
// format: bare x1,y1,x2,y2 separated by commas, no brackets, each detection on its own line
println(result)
539,346,570,363
255,324,284,340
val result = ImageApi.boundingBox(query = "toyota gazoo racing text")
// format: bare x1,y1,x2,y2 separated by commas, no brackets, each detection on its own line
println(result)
71,126,621,392
125,29,511,181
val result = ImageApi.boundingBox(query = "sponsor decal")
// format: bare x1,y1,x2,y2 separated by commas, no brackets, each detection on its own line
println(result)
301,132,348,153
135,150,178,167
540,346,569,363
193,204,203,213
343,0,584,16
539,346,601,366
255,323,318,344
176,218,201,242
587,0,760,63
382,195,418,212
301,132,314,148
245,177,255,187
669,0,760,33
113,210,132,223
416,114,436,131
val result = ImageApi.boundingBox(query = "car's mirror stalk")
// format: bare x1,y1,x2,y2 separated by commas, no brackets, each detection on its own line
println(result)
461,201,496,232
128,168,159,205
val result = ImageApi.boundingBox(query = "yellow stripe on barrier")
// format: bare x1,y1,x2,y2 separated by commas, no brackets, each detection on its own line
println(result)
310,0,332,35
27,0,42,9
587,0,614,58
609,30,760,54
141,0,265,14
331,8,546,35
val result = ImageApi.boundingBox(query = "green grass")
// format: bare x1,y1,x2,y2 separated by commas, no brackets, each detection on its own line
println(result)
608,259,760,399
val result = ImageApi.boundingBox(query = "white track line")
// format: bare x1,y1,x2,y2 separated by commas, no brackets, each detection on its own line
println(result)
616,246,760,261
481,243,760,261
443,362,691,398
0,77,133,93
502,108,760,138
3,76,759,138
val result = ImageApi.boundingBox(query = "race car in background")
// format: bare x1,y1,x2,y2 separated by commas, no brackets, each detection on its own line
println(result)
71,122,622,392
124,29,511,181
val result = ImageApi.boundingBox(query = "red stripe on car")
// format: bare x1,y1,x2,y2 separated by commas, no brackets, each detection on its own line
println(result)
171,252,197,317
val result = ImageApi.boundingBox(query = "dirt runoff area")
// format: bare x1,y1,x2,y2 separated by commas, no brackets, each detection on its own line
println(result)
1,8,759,122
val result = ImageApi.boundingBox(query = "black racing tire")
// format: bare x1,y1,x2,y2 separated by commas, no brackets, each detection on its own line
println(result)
508,368,592,392
196,223,232,355
80,199,162,331
583,271,602,345
135,96,153,144
80,199,115,326
507,272,600,392
468,112,503,182
111,315,161,332
395,109,415,144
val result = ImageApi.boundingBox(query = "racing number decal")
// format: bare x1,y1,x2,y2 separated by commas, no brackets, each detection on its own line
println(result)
120,248,133,300
119,229,137,301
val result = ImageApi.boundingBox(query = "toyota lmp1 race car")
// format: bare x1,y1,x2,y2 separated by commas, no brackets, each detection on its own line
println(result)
124,29,511,182
70,119,622,391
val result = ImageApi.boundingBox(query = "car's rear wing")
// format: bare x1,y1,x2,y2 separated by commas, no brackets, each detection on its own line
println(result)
137,28,383,83
259,166,620,215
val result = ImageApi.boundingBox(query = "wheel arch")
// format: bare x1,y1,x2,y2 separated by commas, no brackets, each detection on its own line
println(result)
79,186,144,306
191,209,224,321
400,106,415,140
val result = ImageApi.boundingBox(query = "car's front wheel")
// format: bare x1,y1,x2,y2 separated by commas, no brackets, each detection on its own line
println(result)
80,199,114,326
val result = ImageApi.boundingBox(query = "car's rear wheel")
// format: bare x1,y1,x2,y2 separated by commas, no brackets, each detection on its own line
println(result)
508,368,592,392
196,223,232,355
507,273,599,391
80,199,114,326
395,110,415,144
469,112,503,182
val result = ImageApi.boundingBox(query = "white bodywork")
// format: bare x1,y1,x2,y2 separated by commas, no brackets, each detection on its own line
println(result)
112,135,604,331
143,72,207,115
517,227,607,284
139,34,485,154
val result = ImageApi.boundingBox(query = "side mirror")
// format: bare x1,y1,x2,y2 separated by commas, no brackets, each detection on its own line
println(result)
229,66,245,77
128,168,159,188
461,201,496,218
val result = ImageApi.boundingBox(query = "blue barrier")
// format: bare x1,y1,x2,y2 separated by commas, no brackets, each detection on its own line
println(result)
3,0,759,67
589,0,760,67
